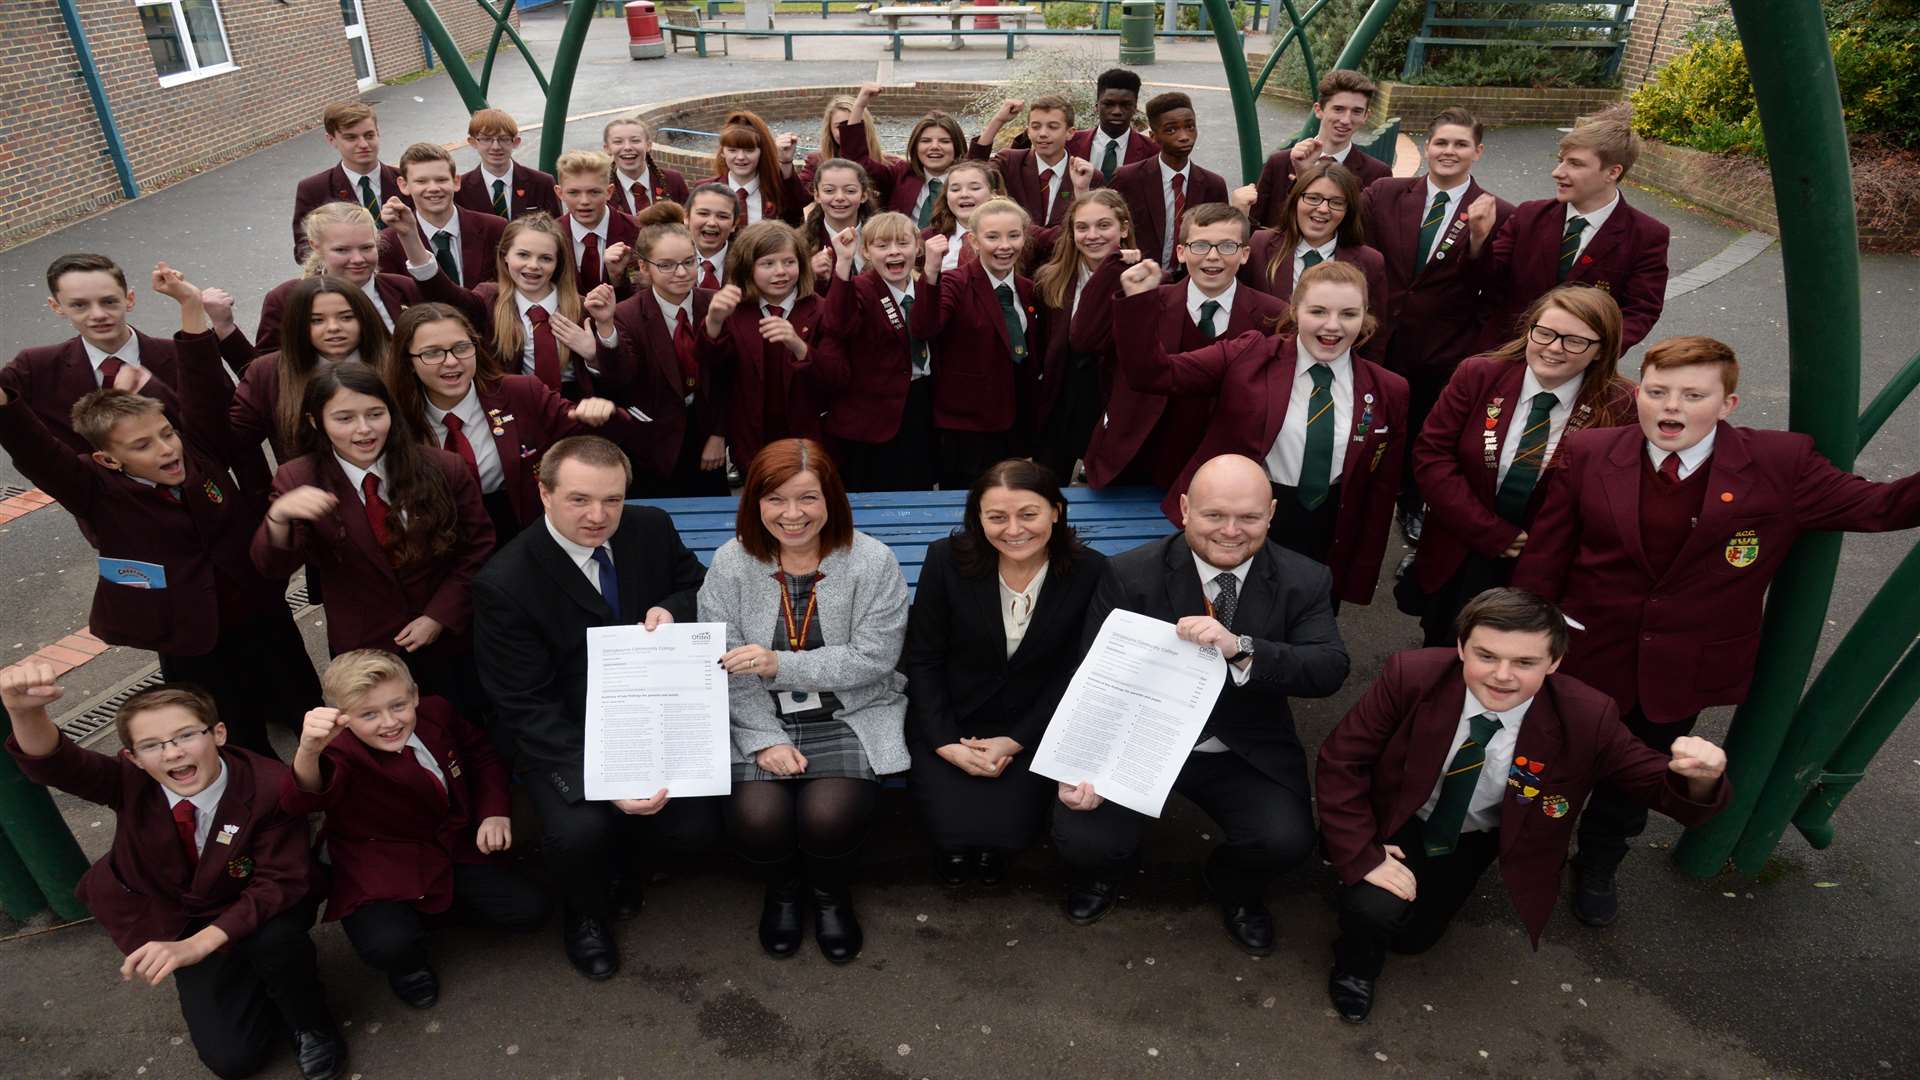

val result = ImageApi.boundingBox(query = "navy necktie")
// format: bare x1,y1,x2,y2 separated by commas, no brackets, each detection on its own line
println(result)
590,546,621,621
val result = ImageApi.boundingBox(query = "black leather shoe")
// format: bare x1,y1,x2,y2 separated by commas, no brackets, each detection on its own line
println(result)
936,850,971,887
975,849,1007,886
292,1027,345,1080
1571,862,1619,927
1065,879,1116,925
758,878,804,959
563,910,620,980
811,887,864,964
1328,968,1375,1024
1220,902,1276,956
387,966,439,1009
1399,506,1425,545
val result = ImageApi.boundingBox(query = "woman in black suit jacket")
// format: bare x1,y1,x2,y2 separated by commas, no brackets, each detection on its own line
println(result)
904,459,1106,885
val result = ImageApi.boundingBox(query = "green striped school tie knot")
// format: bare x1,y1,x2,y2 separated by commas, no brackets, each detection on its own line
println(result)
1416,189,1451,275
1492,390,1559,524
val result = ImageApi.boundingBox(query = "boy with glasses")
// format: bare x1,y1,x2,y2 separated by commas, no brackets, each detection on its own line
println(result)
1,665,342,1079
456,108,563,221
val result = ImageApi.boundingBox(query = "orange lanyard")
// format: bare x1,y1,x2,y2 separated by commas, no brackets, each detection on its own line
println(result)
777,572,819,651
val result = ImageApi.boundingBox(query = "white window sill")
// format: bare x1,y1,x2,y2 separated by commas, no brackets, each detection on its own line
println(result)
156,61,239,89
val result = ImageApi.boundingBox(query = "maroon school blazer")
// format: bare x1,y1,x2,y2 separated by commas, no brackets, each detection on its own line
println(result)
695,293,824,467
907,263,1043,435
455,163,563,221
1475,195,1670,352
1361,175,1515,378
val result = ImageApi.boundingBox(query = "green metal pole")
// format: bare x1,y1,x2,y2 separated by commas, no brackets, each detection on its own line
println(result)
1673,0,1863,878
1201,0,1264,183
1727,544,1920,865
1294,0,1401,141
1791,641,1920,847
0,717,91,922
0,827,50,921
1857,349,1920,451
399,0,493,112
476,0,553,99
538,0,603,174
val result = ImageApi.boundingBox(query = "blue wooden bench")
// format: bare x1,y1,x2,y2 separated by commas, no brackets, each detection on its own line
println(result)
631,485,1172,590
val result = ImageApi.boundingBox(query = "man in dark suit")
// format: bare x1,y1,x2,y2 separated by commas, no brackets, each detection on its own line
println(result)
472,435,713,980
292,102,409,265
1361,107,1515,540
1051,453,1350,954
1064,68,1158,181
1107,92,1228,270
1315,589,1729,1023
1468,112,1669,352
1512,336,1920,926
1248,69,1394,230
376,143,508,288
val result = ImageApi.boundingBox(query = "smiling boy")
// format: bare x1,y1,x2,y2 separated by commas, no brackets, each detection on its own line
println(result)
1,663,343,1079
378,143,507,287
1511,336,1920,926
1249,71,1392,229
292,102,409,265
973,95,1095,228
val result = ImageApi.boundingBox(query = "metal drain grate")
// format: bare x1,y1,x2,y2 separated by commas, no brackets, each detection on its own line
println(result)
60,668,164,744
0,485,28,500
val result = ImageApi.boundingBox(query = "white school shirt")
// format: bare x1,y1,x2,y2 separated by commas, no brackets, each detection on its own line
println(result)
1088,128,1129,171
1033,152,1068,214
544,513,610,593
1495,368,1586,485
340,164,383,204
1418,688,1532,833
403,733,448,791
569,213,610,275
1186,278,1238,331
83,331,141,383
478,166,516,215
730,175,764,225
1565,192,1620,261
162,758,229,853
423,382,505,495
885,280,929,379
1647,428,1717,481
1159,158,1191,264
1292,238,1339,288
942,226,969,271
356,280,395,331
615,167,653,216
417,209,464,280
912,171,948,226
1265,350,1354,488
698,244,729,289
335,453,391,506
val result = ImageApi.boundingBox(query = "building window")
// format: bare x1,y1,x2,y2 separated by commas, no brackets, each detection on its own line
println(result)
138,0,237,86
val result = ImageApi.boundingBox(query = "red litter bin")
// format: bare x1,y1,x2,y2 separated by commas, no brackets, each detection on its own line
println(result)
973,0,1000,30
627,0,665,60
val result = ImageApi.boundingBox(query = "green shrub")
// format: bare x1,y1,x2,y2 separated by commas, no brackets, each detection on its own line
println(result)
1406,43,1619,89
1043,1,1095,28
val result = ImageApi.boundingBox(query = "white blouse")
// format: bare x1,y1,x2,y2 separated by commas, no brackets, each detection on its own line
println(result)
998,561,1050,658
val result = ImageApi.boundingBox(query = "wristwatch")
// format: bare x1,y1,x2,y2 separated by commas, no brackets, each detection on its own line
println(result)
1225,634,1255,665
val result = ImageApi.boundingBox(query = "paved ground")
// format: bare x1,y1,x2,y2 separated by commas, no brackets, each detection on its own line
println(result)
1,13,1917,1080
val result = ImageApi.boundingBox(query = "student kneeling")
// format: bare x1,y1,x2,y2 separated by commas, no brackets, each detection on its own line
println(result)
283,650,548,1009
1313,588,1729,1024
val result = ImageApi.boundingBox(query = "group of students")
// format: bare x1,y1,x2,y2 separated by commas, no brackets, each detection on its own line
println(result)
2,65,1918,1080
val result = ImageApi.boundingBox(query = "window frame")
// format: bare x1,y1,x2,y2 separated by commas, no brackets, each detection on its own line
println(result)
136,0,240,88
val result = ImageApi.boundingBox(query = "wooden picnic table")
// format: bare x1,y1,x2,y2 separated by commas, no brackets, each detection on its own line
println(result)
869,4,1039,48
634,486,1170,592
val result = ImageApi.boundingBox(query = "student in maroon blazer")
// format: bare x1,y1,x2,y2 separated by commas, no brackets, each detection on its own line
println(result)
910,198,1046,489
1065,68,1158,180
0,271,319,758
292,101,409,266
971,94,1093,229
1079,205,1287,491
1468,114,1669,351
603,116,690,217
1236,161,1390,364
284,651,546,1009
838,86,968,226
457,108,564,220
596,216,729,496
1315,591,1729,1023
257,201,470,360
697,221,823,470
252,361,494,705
388,304,630,543
694,110,811,227
1027,191,1139,485
799,158,880,300
1248,70,1394,230
1410,286,1637,646
1107,93,1227,269
1114,258,1407,607
229,277,392,464
2,670,341,1079
554,150,641,299
799,212,938,491
374,143,508,288
1511,336,1920,925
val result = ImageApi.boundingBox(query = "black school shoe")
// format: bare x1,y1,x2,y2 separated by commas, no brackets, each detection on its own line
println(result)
1571,861,1620,927
1064,879,1117,925
811,886,864,964
758,877,805,959
1328,968,1376,1024
388,966,439,1008
562,909,620,980
936,850,971,887
975,849,1007,886
293,1027,346,1080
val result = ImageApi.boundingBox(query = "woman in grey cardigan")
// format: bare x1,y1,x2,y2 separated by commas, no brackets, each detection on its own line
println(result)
699,438,909,964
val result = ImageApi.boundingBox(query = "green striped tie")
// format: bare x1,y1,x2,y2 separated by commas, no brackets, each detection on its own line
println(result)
359,175,378,216
1301,248,1325,271
1297,364,1336,509
1557,215,1588,281
1424,712,1503,856
996,283,1027,365
1416,189,1450,275
491,178,508,217
1101,137,1120,182
1492,391,1558,524
918,179,943,229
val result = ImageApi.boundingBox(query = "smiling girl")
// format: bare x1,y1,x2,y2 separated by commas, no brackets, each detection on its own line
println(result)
1114,259,1408,608
837,83,966,228
1029,190,1137,482
921,159,1003,273
228,275,390,459
698,221,823,469
802,158,878,296
696,111,808,227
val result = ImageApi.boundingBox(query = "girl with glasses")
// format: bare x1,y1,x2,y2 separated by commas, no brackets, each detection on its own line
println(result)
1236,162,1390,362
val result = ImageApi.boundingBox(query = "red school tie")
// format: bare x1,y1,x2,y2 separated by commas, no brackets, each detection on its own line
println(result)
526,306,562,389
361,472,392,548
699,258,721,291
736,187,752,223
631,180,650,213
674,308,700,389
1658,452,1682,485
578,232,603,292
1170,173,1187,241
97,355,126,388
442,412,480,483
172,800,199,868
1037,168,1055,224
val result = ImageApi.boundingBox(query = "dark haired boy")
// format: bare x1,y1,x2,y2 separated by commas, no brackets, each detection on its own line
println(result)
1249,70,1393,229
1315,588,1729,1023
377,142,508,286
292,101,408,264
972,94,1095,228
1,665,342,1079
1065,67,1158,180
0,267,320,758
1108,91,1227,268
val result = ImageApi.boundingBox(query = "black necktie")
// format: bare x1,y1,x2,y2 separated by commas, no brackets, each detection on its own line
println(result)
491,178,508,217
430,231,460,285
1210,571,1239,630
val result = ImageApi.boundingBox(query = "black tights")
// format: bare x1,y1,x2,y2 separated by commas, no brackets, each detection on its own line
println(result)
727,778,877,887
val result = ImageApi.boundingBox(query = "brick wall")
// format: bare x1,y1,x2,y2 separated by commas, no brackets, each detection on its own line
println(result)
1618,0,1719,88
0,1,119,246
363,0,511,85
1630,139,1777,232
639,82,991,176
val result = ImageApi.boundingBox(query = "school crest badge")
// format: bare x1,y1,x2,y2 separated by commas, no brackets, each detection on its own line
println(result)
1725,529,1759,568
1541,795,1570,819
226,856,254,879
